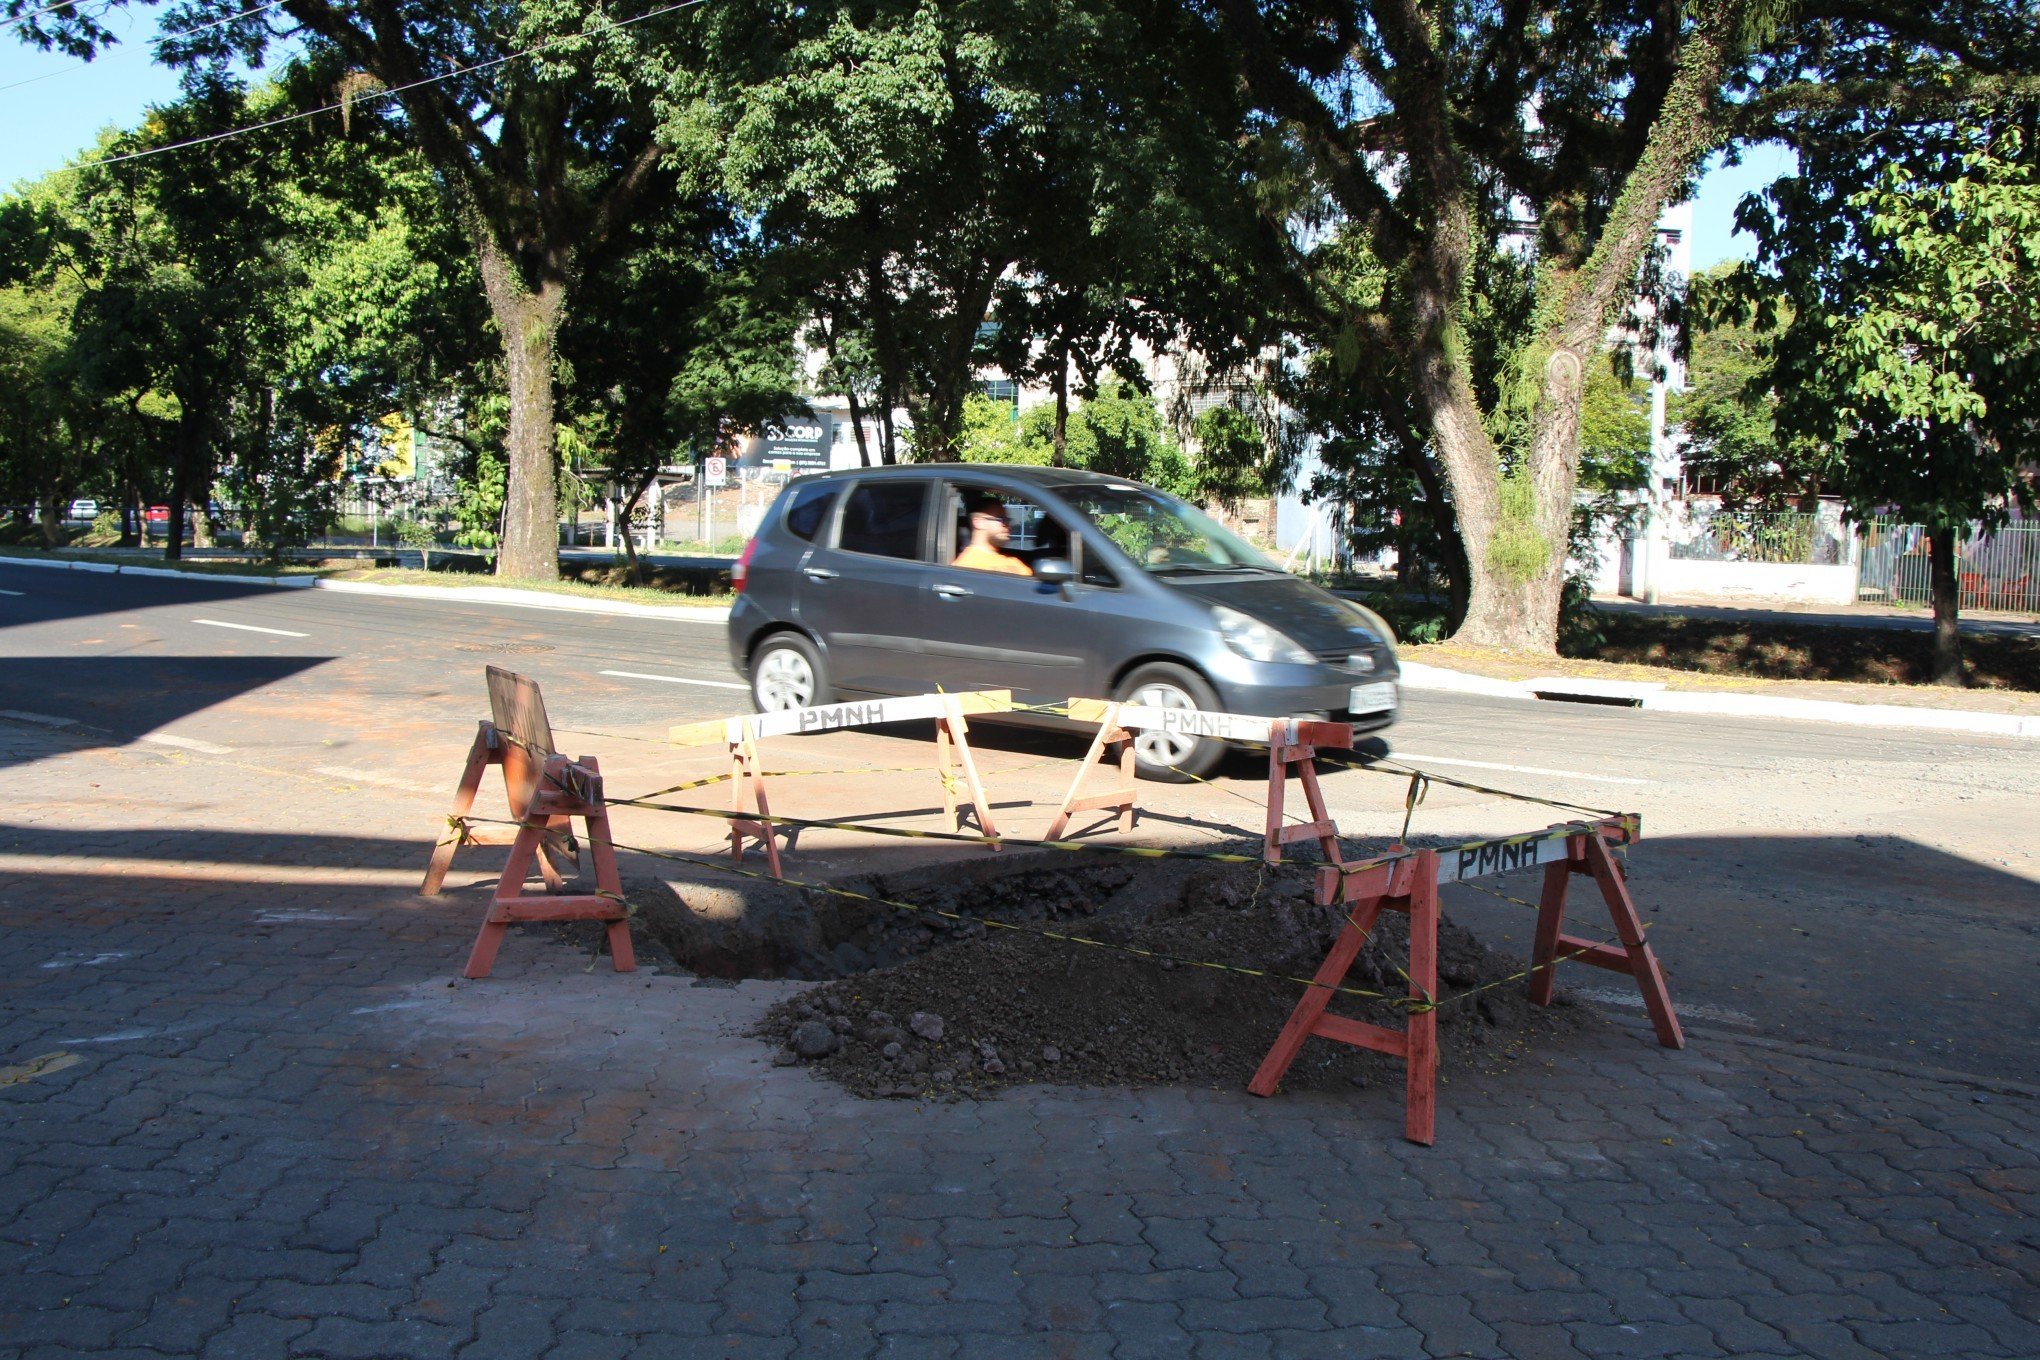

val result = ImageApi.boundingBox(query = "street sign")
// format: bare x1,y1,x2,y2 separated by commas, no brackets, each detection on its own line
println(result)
704,456,728,487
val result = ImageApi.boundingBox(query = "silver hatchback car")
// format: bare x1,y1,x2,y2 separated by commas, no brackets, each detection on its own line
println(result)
726,465,1399,779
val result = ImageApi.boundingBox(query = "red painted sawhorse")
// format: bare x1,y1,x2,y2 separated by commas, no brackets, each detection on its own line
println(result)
1249,816,1680,1145
461,750,635,980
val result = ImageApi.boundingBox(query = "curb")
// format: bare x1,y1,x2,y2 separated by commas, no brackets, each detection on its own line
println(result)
0,554,732,623
1397,661,2040,739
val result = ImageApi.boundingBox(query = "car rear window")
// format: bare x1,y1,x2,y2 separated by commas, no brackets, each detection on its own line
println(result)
837,482,928,560
783,481,837,541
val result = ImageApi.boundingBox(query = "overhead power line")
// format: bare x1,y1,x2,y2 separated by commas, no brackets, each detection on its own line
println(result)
0,0,297,97
1,0,106,35
66,0,711,170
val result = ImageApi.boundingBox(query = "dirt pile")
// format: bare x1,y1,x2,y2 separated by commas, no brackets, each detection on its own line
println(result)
699,853,1605,1100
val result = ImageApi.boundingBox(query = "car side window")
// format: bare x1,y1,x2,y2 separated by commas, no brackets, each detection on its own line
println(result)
1078,544,1118,588
837,482,930,560
783,481,837,541
944,484,1072,568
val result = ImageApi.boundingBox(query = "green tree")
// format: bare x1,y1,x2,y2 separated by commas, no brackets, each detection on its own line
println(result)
1678,263,1810,505
1203,0,2036,653
1732,119,2040,683
11,0,708,581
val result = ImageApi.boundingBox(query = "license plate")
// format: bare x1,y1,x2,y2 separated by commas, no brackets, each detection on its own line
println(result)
1349,682,1397,714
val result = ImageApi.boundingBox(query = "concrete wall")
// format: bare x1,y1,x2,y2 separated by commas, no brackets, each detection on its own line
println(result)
1647,557,1859,604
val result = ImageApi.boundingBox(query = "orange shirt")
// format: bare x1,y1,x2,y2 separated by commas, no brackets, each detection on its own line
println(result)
951,543,1032,576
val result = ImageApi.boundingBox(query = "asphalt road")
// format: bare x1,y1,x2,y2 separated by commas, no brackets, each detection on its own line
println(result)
4,560,2037,1086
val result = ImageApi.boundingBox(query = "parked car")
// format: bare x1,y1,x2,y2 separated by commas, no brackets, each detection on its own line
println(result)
726,464,1399,780
67,499,99,521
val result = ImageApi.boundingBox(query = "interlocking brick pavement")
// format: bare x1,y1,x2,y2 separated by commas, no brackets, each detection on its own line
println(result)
1,718,2036,1360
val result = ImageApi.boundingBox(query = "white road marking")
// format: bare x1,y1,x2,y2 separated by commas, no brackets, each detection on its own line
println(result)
0,710,81,728
1389,751,1652,786
1579,986,1756,1028
192,618,309,638
0,587,23,596
600,668,746,691
141,733,234,755
39,952,131,970
314,765,431,792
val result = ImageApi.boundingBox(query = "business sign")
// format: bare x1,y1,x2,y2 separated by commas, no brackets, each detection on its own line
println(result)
752,409,836,472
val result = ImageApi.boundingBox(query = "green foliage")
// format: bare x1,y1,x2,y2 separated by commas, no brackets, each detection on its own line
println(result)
1679,264,1808,505
1732,116,2040,535
391,515,440,570
1188,403,1276,510
1486,472,1553,585
956,393,1043,464
452,438,508,550
1576,361,1651,494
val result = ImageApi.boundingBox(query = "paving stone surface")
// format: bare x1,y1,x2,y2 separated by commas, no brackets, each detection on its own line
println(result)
1,716,2036,1360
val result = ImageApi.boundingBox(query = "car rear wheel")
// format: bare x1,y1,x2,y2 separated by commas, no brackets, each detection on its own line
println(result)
751,633,829,713
1114,662,1223,782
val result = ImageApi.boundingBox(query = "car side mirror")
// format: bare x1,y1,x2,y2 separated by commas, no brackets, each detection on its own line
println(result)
1032,557,1075,584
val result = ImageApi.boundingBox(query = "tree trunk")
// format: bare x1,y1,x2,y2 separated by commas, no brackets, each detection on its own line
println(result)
38,497,63,547
1052,345,1070,469
845,387,874,466
165,493,186,562
477,236,567,583
1928,527,1964,686
1428,347,1583,652
617,472,656,587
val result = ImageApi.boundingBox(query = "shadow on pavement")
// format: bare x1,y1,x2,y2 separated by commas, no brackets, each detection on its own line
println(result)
0,656,333,769
3,809,2031,1085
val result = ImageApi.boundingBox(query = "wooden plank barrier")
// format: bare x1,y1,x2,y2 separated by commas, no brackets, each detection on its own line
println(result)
1261,718,1353,866
1249,815,1679,1145
1043,701,1139,840
422,668,634,979
668,690,1014,867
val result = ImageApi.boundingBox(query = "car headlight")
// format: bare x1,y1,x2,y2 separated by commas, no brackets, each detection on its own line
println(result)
1341,599,1397,647
1213,605,1314,664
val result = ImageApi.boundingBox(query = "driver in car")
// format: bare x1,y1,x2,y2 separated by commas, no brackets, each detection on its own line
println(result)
952,492,1032,576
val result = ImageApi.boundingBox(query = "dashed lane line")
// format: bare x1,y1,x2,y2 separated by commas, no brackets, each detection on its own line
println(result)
140,733,235,756
600,668,747,691
0,587,23,596
192,617,309,638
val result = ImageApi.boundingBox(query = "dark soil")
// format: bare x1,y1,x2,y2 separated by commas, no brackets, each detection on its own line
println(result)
1583,615,2040,691
630,852,1607,1101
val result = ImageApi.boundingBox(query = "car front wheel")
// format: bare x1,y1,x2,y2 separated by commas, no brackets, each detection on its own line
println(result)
1114,662,1224,782
750,633,829,713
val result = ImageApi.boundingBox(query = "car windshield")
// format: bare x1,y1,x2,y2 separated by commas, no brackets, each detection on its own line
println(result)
1055,483,1275,574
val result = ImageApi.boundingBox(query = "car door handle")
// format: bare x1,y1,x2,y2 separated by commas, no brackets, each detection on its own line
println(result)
802,567,839,581
932,583,972,599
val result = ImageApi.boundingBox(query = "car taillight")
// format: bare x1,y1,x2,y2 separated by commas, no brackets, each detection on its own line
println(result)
732,537,758,593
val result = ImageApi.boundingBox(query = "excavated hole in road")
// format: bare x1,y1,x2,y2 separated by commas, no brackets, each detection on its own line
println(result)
620,848,1609,1100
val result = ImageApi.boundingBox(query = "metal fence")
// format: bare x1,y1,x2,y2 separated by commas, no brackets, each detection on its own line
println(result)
1857,518,2040,614
1666,507,1849,566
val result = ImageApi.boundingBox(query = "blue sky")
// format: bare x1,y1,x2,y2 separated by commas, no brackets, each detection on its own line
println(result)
3,29,1796,268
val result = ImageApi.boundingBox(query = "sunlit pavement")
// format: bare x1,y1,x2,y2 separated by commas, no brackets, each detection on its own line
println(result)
2,563,2035,1360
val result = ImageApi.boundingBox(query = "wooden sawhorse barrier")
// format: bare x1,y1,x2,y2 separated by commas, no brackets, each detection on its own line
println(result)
1249,815,1680,1145
669,690,1015,870
1262,718,1353,865
421,668,635,979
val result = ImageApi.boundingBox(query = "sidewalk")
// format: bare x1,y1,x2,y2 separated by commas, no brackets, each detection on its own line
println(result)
1,701,2035,1360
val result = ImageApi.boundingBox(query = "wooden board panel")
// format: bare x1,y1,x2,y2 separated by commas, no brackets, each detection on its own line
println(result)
1065,698,1353,749
668,690,1014,747
485,667,555,815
